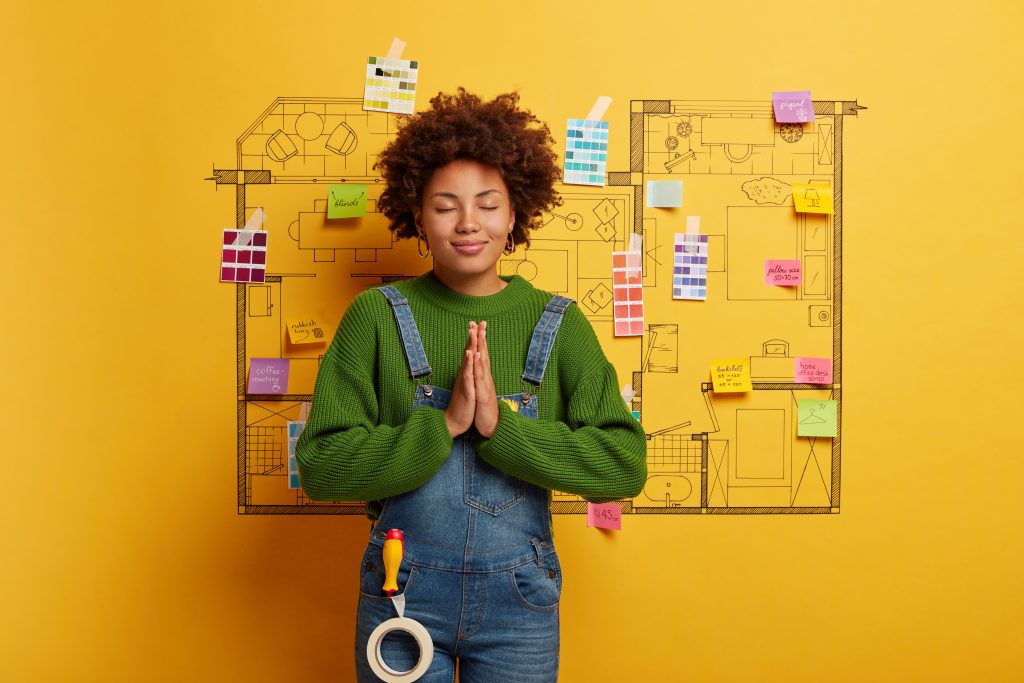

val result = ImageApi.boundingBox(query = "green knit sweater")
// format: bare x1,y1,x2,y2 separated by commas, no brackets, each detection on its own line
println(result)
296,271,647,516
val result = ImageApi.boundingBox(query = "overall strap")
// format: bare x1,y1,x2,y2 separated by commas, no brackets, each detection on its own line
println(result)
521,295,575,387
376,286,432,381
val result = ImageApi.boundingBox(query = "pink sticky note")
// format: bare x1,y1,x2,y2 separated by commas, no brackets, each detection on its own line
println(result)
587,502,622,531
248,358,290,394
772,91,815,123
795,357,832,384
765,259,802,286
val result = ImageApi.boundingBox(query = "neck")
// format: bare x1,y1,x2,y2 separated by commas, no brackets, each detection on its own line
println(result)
432,265,507,296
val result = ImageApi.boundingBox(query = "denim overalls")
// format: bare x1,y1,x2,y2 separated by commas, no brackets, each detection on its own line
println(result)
354,285,573,683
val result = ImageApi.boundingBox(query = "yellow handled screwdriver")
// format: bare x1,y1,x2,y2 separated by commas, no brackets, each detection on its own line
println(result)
382,528,404,596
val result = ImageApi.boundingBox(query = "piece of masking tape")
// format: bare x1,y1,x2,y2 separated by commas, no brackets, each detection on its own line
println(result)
244,207,265,231
586,95,613,121
686,215,700,234
366,593,434,682
386,37,406,60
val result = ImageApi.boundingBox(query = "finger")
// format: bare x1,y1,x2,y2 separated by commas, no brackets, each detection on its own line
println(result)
468,321,478,355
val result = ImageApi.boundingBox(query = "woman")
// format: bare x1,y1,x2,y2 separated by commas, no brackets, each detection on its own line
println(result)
296,89,646,683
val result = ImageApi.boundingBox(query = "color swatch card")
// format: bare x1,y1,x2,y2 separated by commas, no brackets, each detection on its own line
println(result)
647,180,683,207
221,229,267,283
327,184,367,218
765,259,802,286
793,183,834,214
674,233,709,300
587,502,622,531
711,358,752,392
772,91,815,123
287,421,305,489
797,399,837,437
612,251,644,336
363,56,419,114
286,316,328,345
795,357,833,384
247,358,290,394
564,119,609,186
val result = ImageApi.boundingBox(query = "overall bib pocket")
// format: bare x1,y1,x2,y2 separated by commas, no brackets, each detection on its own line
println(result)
463,437,526,515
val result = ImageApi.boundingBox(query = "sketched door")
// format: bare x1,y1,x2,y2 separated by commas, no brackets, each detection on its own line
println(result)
247,282,282,359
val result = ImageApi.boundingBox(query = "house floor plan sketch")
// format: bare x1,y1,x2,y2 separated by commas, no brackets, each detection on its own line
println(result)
210,96,862,515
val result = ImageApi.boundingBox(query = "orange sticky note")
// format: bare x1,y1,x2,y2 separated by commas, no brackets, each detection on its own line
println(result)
587,502,622,530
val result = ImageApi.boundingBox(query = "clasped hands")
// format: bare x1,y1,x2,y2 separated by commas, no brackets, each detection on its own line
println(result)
445,321,501,439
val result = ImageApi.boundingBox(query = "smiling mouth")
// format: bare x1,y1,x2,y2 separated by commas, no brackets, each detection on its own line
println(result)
451,241,488,254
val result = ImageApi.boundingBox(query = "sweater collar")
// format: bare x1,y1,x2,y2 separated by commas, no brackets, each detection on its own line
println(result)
411,270,532,317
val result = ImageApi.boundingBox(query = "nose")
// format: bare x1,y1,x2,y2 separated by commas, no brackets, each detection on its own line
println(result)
456,208,480,232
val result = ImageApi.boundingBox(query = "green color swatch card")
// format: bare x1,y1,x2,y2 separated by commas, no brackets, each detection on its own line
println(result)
327,184,367,219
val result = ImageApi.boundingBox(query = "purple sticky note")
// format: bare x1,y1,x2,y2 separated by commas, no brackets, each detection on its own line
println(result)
765,259,802,286
772,91,815,123
795,357,833,384
587,502,622,531
248,358,290,394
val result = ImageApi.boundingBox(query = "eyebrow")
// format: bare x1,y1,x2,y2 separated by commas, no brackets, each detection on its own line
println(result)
429,189,503,200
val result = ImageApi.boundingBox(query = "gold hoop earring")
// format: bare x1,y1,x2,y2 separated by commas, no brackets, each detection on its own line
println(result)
417,233,429,258
503,233,515,255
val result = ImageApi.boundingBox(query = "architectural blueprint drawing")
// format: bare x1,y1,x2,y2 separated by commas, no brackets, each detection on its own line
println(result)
210,96,862,515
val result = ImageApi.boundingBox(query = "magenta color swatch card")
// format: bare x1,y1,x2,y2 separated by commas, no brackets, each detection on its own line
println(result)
587,502,622,530
795,357,833,384
221,229,268,283
765,259,802,286
772,91,815,123
248,358,290,394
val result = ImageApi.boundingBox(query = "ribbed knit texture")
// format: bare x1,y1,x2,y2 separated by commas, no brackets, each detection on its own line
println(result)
296,271,647,516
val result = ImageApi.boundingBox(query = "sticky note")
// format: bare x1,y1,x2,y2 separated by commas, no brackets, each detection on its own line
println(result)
795,357,832,384
221,229,267,283
327,184,367,219
792,183,834,214
765,259,802,286
247,358,290,394
711,358,752,393
674,233,708,300
772,91,815,123
287,316,328,345
587,502,622,530
564,119,609,186
287,421,305,489
363,55,419,114
612,251,644,336
646,180,683,208
798,399,837,437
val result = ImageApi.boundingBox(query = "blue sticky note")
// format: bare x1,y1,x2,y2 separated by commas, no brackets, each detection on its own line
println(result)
647,180,683,208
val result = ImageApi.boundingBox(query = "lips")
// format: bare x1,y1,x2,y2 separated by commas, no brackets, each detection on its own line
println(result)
451,240,488,255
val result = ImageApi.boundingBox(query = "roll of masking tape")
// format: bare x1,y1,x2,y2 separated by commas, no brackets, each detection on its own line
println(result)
366,616,433,682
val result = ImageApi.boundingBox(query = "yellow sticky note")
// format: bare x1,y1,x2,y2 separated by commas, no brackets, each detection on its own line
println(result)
711,358,752,393
286,316,328,345
792,182,834,214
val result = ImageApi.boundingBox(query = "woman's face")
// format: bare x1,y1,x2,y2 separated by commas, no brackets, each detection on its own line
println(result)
417,159,515,292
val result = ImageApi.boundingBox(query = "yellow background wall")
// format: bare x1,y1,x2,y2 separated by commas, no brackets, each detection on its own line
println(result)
3,1,1022,681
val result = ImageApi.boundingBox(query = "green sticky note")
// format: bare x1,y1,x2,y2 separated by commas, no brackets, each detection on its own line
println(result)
797,399,837,437
327,184,367,219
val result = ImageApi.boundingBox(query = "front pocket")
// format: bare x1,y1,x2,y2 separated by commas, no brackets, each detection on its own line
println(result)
357,542,417,602
464,444,527,515
509,555,562,612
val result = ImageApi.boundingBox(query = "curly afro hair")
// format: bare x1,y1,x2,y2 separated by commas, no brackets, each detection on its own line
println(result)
375,88,562,249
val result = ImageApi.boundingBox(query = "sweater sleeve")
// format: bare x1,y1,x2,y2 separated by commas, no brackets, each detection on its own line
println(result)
295,292,453,502
474,306,647,502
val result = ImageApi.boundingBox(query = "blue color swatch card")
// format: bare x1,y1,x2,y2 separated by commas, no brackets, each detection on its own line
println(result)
563,119,608,186
673,232,709,300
